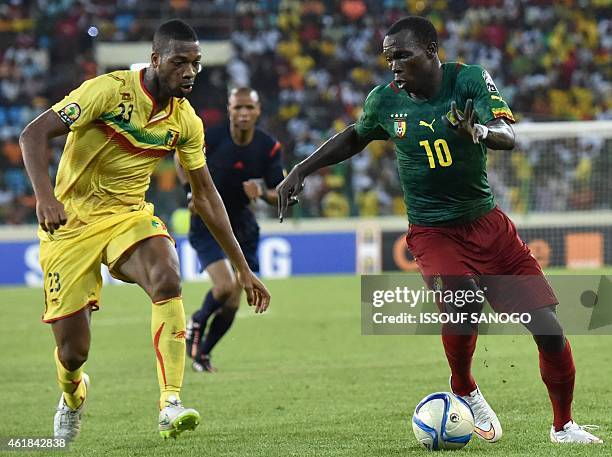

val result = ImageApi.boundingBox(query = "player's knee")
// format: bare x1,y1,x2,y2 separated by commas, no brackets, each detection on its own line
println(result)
442,277,483,333
524,306,563,338
224,292,241,313
59,346,88,371
150,268,182,300
533,334,566,353
213,279,238,303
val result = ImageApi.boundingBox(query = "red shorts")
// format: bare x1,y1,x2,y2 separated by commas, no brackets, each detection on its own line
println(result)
405,207,558,312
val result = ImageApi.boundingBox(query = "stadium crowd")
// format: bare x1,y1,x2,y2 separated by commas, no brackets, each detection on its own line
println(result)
1,0,610,224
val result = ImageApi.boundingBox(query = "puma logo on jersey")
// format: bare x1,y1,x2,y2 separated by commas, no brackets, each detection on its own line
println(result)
419,119,435,132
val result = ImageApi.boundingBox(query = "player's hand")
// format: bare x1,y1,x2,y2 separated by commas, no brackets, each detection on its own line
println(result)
36,195,67,234
242,180,263,201
236,268,271,313
450,99,480,143
276,166,304,223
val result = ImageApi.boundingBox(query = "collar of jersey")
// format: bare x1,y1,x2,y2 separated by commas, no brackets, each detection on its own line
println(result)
138,68,174,125
394,64,451,105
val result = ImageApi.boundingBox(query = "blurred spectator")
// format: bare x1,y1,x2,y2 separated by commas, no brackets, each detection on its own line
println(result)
0,0,610,224
229,0,611,217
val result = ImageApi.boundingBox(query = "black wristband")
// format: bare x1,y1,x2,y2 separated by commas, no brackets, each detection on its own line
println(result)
182,183,191,196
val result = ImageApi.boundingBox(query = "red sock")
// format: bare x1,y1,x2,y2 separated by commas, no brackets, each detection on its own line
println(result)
539,339,575,431
442,326,478,396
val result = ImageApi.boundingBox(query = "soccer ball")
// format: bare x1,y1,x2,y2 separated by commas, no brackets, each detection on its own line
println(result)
412,392,474,451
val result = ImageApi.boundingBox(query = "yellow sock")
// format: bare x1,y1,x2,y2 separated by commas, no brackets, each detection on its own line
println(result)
54,347,86,409
152,297,186,409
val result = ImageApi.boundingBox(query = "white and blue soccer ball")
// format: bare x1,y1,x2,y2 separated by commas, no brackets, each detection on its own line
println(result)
412,392,475,451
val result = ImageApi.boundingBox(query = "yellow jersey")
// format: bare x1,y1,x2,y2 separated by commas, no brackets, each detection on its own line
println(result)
48,69,205,236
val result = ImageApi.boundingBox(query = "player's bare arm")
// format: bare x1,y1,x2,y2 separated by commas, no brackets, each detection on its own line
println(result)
277,124,371,221
450,99,515,150
174,152,192,202
19,109,71,233
187,165,270,313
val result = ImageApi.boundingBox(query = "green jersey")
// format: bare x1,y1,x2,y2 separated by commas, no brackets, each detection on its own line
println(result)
354,62,515,226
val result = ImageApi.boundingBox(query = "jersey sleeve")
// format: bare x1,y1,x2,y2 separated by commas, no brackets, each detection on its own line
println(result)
176,103,206,171
354,86,390,142
263,140,285,189
51,74,117,130
457,65,515,125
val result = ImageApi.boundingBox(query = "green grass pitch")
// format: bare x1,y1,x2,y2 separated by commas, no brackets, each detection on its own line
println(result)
2,274,611,456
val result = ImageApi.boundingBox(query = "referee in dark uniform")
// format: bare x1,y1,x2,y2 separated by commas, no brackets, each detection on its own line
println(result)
177,87,284,372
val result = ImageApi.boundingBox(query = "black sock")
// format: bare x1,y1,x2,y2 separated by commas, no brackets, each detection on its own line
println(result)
192,290,223,329
199,308,236,356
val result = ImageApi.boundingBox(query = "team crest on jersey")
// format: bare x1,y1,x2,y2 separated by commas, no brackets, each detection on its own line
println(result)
58,103,81,126
164,129,179,147
482,70,498,93
394,120,407,138
391,113,408,138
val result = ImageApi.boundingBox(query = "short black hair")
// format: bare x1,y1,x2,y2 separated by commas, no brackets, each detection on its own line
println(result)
386,16,438,47
153,19,198,53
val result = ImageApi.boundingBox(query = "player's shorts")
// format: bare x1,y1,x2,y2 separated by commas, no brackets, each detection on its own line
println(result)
39,206,172,323
405,206,558,312
188,208,260,272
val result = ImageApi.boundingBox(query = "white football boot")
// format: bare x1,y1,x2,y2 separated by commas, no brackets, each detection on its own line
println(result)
550,421,603,444
158,395,200,439
53,373,90,442
450,376,502,443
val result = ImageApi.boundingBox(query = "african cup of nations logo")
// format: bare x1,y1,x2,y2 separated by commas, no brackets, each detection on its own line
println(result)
391,113,408,138
58,103,81,126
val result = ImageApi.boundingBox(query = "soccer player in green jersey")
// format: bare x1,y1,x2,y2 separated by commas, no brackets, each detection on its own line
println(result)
276,16,602,444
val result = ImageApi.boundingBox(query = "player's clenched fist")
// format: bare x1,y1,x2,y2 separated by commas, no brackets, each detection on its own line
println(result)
242,179,263,200
36,195,67,234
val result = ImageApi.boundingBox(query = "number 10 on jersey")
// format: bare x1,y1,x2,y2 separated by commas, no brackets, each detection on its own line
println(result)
419,139,453,168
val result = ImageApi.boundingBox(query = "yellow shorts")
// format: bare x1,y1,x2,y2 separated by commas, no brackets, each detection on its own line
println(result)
39,208,172,323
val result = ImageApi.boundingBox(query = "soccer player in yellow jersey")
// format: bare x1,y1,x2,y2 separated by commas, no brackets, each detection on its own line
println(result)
19,19,270,441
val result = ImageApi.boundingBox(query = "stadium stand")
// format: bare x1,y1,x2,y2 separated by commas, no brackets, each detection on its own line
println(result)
0,0,610,224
